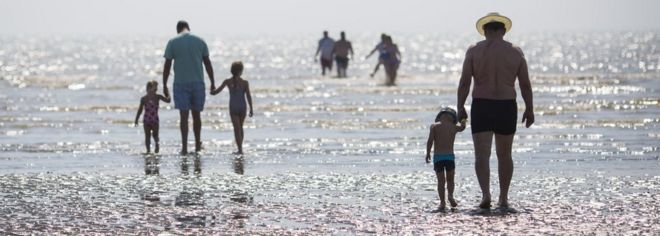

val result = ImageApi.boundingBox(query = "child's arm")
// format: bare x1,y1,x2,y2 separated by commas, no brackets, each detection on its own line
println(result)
456,119,467,132
134,97,145,126
158,94,171,103
246,81,254,117
425,125,435,163
211,80,227,95
365,45,378,59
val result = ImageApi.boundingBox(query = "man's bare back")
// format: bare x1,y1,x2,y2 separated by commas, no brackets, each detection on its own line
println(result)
467,39,526,100
333,40,353,57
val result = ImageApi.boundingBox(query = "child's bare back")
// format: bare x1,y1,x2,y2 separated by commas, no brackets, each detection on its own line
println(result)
430,122,463,154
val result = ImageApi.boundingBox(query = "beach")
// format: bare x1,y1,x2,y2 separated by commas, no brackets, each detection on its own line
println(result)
0,32,659,234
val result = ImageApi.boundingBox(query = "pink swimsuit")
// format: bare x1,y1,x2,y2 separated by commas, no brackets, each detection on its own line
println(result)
143,98,159,127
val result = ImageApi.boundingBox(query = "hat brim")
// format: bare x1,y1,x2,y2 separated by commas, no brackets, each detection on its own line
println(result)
476,15,512,36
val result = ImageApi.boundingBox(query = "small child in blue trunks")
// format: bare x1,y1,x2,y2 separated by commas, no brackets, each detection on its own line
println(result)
425,107,466,210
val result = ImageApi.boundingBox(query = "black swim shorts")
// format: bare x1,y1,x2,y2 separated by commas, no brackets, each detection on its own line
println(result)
433,160,455,173
335,56,349,67
471,98,517,135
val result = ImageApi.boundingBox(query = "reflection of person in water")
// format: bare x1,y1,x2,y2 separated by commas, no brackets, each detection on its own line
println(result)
228,155,251,228
233,156,244,175
142,155,161,202
180,154,202,176
144,154,160,175
176,155,203,207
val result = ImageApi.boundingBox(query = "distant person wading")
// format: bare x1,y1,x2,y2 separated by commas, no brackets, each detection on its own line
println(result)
315,31,335,76
332,31,354,78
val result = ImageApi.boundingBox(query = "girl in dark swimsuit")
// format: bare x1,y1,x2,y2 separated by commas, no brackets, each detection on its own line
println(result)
211,61,254,154
135,80,171,153
383,36,401,86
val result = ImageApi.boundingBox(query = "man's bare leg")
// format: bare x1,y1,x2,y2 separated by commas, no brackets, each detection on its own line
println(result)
473,131,494,208
179,110,189,154
436,172,446,209
192,111,202,153
446,170,458,207
495,133,515,207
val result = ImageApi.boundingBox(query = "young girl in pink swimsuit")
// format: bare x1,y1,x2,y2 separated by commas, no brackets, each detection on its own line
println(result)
135,80,171,153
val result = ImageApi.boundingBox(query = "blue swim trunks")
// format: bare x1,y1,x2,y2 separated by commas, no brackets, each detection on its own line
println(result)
433,153,456,172
173,81,206,112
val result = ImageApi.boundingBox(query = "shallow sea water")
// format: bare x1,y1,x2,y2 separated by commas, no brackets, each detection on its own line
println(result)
0,32,659,234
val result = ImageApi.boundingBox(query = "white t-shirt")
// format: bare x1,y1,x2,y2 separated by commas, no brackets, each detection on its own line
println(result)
318,37,335,60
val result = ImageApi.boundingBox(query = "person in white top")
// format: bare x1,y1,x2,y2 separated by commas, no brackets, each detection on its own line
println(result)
315,31,335,76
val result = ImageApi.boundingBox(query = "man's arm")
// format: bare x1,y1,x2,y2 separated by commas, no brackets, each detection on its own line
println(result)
202,56,215,93
456,120,467,132
457,48,473,120
162,59,172,98
425,126,434,163
315,41,322,59
349,42,354,59
518,55,534,128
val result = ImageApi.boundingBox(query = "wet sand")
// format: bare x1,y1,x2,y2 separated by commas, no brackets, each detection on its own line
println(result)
1,32,659,234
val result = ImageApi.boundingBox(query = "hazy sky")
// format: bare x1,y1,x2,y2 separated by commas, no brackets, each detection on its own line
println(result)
2,0,658,36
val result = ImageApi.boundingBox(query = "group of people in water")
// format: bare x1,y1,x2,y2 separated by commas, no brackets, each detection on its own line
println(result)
134,21,253,155
315,31,401,85
134,12,535,212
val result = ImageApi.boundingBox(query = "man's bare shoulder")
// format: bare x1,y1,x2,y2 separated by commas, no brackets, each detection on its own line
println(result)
467,41,485,54
511,44,525,57
499,40,524,55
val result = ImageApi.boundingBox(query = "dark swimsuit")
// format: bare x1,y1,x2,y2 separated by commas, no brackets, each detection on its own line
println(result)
228,82,247,116
143,97,159,127
471,98,517,135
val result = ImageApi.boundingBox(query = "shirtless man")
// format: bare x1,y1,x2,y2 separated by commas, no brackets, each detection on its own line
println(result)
456,13,534,209
332,31,354,78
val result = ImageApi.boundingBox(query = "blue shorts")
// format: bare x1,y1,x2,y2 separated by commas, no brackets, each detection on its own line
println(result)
433,154,456,172
173,82,205,112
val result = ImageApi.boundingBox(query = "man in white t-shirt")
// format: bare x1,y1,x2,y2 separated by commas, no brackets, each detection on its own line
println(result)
315,31,335,76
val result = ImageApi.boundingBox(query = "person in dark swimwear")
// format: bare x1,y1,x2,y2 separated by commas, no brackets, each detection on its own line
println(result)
365,33,388,78
332,31,354,78
211,61,254,154
135,80,171,153
457,13,534,209
382,35,401,86
425,107,466,211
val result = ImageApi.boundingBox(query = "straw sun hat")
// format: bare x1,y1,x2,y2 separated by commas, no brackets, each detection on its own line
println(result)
476,12,512,36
